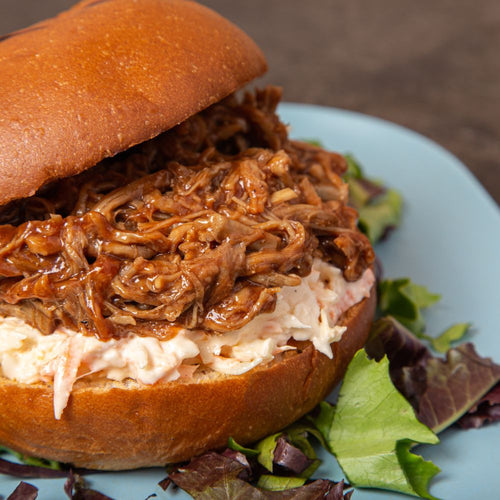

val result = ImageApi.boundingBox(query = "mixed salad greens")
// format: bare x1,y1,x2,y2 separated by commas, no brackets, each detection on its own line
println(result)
1,155,499,499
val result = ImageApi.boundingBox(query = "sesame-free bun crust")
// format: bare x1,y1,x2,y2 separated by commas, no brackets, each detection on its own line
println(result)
0,289,375,470
0,0,266,206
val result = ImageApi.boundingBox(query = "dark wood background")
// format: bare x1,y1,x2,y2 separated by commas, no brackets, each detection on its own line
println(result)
2,0,499,205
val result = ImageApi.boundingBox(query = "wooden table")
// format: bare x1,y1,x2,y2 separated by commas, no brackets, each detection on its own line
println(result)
2,0,499,205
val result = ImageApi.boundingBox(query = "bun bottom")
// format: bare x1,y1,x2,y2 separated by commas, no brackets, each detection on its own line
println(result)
0,290,375,470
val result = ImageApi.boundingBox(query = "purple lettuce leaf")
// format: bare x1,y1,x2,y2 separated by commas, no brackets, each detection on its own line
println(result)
6,481,38,500
254,433,317,477
64,470,113,500
272,436,314,476
166,451,352,499
158,477,172,491
0,457,68,478
0,447,101,480
70,489,113,500
229,423,323,479
365,317,500,433
456,383,500,429
221,449,253,481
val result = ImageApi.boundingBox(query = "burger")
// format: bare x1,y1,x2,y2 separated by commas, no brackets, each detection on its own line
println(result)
0,0,376,470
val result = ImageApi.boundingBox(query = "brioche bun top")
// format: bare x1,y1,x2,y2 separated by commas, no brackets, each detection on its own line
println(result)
0,0,267,206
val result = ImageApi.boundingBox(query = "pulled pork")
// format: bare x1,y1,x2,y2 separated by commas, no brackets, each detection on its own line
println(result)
0,87,374,340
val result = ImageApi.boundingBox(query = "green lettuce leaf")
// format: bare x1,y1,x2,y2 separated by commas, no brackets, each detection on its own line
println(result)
430,323,470,353
227,437,260,457
378,278,441,334
344,154,363,179
0,446,62,471
301,138,323,148
357,189,403,243
257,475,306,491
313,350,440,499
255,433,282,472
377,279,470,350
343,154,403,243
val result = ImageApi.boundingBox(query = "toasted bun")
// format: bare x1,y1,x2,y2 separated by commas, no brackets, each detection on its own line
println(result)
0,0,374,473
0,289,375,470
0,0,266,206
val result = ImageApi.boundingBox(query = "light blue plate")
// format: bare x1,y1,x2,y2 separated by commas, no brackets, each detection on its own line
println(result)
1,104,499,499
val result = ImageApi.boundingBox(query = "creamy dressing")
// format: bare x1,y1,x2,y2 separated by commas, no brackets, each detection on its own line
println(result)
0,260,374,419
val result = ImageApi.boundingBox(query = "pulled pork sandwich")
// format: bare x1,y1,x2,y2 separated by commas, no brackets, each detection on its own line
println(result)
0,0,376,470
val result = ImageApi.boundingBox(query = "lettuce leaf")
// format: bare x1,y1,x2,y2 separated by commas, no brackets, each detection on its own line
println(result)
63,471,113,500
272,436,315,477
301,138,323,148
166,452,352,499
0,446,62,471
343,154,403,243
0,456,68,479
366,317,500,433
281,423,326,478
313,350,440,499
7,481,38,500
377,278,470,352
357,189,403,243
256,475,306,491
255,433,282,472
430,323,470,353
457,383,500,429
5,473,112,500
227,437,260,457
378,278,440,335
229,423,324,479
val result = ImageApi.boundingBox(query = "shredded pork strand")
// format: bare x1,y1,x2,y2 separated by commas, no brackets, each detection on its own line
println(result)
0,87,374,340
